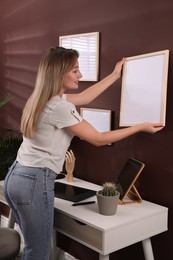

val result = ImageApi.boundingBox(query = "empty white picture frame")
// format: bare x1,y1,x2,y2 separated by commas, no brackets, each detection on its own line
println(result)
80,108,111,132
119,50,169,126
59,32,99,81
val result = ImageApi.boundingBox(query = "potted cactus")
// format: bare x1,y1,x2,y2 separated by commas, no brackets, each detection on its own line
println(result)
96,182,120,216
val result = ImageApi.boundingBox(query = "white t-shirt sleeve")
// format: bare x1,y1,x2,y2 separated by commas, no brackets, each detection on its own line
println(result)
49,100,82,129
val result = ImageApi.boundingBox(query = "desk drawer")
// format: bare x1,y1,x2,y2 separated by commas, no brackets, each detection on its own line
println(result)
54,211,102,250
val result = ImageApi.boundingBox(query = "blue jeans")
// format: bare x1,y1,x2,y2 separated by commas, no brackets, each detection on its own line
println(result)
3,161,57,260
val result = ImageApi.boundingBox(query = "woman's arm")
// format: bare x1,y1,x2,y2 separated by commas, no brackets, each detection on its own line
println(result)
66,58,125,106
67,120,164,146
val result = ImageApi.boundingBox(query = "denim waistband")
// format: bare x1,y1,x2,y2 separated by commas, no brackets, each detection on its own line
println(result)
12,160,57,176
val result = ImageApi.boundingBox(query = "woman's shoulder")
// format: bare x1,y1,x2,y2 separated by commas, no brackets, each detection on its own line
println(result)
46,95,75,112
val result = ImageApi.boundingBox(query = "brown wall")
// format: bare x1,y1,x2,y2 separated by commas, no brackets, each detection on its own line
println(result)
1,1,173,259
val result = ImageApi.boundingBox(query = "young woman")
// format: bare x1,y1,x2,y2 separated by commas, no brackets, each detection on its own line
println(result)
3,47,163,260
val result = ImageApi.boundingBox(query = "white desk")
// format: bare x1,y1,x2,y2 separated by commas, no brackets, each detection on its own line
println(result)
53,178,168,260
0,179,168,260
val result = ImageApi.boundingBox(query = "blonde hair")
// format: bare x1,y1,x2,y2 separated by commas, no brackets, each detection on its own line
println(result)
21,47,79,138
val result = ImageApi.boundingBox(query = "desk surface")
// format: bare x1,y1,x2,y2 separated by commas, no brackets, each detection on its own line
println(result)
0,178,168,256
0,178,168,231
54,178,168,231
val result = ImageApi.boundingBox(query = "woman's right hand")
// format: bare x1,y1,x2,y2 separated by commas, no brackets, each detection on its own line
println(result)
112,58,125,80
138,122,164,134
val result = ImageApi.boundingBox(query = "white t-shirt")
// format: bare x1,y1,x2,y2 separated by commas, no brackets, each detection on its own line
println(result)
17,95,82,174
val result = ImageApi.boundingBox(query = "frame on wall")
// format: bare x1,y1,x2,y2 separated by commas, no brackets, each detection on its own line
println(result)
119,50,169,126
59,32,99,81
80,108,111,132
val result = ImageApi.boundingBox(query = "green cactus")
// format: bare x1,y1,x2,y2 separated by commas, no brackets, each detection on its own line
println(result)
101,182,118,196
